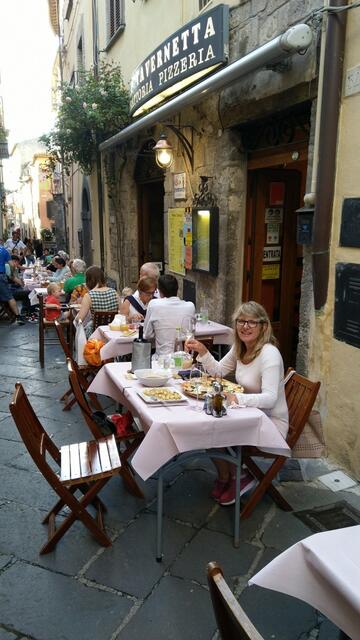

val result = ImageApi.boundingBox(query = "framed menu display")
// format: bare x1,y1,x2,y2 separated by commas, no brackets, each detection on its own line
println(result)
192,206,219,276
168,208,185,275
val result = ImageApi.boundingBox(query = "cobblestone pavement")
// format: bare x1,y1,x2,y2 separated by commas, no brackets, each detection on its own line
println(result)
0,321,359,640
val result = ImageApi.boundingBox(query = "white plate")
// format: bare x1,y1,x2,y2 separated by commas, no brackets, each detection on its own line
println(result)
137,388,189,405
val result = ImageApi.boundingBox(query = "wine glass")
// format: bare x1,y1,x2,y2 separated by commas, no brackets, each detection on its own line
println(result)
182,316,196,360
190,362,205,412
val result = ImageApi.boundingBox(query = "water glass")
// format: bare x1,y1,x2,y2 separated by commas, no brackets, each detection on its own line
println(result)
190,363,205,412
200,307,209,323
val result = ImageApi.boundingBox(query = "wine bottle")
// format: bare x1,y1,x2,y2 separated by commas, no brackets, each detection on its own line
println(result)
131,324,152,372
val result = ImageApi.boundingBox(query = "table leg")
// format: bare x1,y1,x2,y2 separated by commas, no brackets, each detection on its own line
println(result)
234,447,241,548
156,473,164,562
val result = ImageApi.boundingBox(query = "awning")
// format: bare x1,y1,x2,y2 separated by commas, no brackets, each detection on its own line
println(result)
99,23,313,153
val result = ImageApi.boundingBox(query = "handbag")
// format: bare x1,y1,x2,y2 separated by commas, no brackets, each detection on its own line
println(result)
91,410,134,437
292,409,326,458
285,370,326,459
74,320,87,366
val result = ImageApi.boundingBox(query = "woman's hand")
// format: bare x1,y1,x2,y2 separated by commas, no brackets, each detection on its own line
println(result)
129,312,144,322
225,392,238,405
185,338,208,357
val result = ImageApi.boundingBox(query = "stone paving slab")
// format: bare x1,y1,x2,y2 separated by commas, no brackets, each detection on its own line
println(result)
117,575,216,640
0,561,133,640
85,512,195,598
170,527,259,587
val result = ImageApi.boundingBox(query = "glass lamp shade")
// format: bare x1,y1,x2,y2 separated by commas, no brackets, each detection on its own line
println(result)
153,134,174,169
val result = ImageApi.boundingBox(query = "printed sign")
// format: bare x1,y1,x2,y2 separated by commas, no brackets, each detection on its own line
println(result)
168,208,185,275
262,264,280,280
269,182,285,206
129,4,229,116
173,172,186,200
263,246,281,262
266,222,280,244
183,210,192,270
265,208,283,223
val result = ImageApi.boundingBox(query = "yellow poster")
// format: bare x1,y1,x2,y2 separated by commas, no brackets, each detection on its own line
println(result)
168,208,185,275
262,263,280,280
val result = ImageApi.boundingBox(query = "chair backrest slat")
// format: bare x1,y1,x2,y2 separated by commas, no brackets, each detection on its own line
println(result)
207,562,264,640
67,358,103,438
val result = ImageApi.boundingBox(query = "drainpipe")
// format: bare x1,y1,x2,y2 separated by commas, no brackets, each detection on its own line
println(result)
312,0,348,310
92,0,105,269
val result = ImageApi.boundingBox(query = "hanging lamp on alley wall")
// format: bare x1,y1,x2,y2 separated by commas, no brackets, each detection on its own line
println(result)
153,134,174,169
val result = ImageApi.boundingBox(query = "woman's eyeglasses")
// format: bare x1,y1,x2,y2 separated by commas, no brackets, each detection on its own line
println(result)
236,319,263,328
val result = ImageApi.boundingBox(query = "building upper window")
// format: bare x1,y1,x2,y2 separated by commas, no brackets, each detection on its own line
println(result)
199,0,212,10
107,0,125,43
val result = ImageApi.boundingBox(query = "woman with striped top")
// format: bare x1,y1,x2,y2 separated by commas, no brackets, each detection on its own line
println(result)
76,266,120,337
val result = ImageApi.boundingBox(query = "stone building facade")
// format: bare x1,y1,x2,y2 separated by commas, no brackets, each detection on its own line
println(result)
53,0,360,477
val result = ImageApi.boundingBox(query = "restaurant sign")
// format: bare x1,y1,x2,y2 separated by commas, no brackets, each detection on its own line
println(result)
129,4,229,117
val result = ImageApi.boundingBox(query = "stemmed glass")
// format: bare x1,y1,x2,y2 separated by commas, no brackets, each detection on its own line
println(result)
190,362,206,412
182,316,196,360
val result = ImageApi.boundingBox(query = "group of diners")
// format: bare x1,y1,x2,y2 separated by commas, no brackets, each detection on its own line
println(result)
2,240,289,507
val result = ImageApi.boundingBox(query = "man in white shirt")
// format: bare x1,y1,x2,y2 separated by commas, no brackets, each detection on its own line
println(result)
143,274,195,354
5,231,26,253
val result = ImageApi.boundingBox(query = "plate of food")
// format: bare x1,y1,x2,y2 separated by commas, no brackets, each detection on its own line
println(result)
137,387,188,405
181,378,244,400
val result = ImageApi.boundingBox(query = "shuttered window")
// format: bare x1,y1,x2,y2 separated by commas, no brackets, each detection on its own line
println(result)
107,0,125,42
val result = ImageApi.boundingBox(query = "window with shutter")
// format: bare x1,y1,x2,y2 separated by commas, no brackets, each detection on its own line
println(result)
107,0,125,43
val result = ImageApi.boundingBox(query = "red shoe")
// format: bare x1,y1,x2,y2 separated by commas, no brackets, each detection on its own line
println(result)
210,479,229,501
219,473,257,506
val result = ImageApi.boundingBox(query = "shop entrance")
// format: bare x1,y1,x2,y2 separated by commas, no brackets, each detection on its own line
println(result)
135,140,165,272
243,165,305,368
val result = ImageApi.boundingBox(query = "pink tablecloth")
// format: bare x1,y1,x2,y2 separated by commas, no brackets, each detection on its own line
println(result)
87,362,290,481
90,320,234,360
249,525,360,639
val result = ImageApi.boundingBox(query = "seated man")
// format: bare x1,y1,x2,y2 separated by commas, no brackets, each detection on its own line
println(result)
143,274,195,354
0,244,25,325
6,254,34,319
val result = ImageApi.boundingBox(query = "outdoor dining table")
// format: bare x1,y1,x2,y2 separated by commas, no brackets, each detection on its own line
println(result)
249,525,359,639
88,362,290,560
90,319,234,361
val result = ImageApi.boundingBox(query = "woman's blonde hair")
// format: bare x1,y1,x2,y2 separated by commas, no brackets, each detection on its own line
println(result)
232,301,277,361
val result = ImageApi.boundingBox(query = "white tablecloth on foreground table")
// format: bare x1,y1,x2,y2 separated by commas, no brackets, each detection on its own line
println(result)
27,286,48,306
249,525,360,639
91,320,234,360
87,362,290,481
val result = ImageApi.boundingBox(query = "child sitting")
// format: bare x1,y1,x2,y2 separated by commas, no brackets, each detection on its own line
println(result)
45,283,66,321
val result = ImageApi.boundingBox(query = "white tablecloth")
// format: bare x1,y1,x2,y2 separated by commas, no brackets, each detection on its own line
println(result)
90,320,234,360
27,286,48,306
87,362,290,481
249,526,360,639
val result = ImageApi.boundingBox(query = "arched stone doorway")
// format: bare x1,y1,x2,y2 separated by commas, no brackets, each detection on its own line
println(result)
134,139,165,272
81,179,92,266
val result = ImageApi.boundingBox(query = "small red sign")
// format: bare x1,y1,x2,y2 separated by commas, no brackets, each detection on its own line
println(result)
269,182,285,206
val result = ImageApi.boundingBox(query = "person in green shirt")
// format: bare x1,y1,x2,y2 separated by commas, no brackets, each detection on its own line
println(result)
63,258,86,296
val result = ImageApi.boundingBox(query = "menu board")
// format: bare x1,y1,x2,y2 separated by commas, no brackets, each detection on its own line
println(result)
168,208,185,275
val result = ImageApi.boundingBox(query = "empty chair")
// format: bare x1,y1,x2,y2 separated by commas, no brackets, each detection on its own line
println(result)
241,370,321,519
9,383,122,554
54,319,102,412
67,358,145,498
207,562,264,640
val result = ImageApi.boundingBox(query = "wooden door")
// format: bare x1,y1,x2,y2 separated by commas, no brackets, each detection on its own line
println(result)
137,180,165,269
243,169,302,368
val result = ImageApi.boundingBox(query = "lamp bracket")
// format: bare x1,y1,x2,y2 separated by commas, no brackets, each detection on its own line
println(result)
192,176,217,208
162,123,195,171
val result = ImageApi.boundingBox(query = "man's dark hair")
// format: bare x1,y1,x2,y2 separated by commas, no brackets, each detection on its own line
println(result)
54,257,66,268
158,274,178,298
11,254,20,262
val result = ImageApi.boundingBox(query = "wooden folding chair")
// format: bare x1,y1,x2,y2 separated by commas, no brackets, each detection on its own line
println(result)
93,310,117,331
9,383,122,554
38,293,71,368
67,358,145,498
241,371,321,519
54,320,103,412
207,562,264,640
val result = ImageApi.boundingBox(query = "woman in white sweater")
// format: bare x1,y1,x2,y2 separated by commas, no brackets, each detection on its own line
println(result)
185,301,288,507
